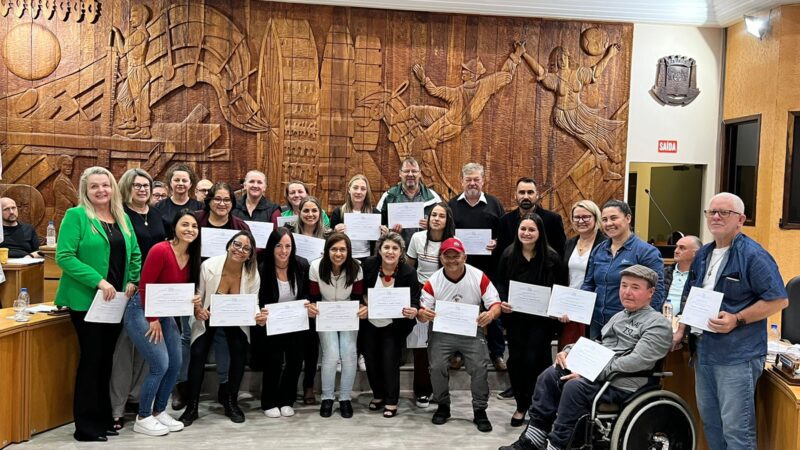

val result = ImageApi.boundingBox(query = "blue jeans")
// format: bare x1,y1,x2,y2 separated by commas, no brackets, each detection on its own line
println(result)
124,295,182,418
694,354,765,450
318,330,357,401
178,316,229,384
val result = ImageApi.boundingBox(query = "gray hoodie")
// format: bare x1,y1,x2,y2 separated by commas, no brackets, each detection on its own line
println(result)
567,306,672,392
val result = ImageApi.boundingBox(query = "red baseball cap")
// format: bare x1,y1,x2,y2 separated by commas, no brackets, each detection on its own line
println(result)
440,237,465,254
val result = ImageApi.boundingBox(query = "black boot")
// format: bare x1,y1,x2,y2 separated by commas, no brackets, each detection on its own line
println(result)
217,382,229,404
179,399,199,427
172,381,189,410
223,390,246,423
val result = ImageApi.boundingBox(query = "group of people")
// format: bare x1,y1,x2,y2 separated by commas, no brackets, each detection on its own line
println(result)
32,155,787,450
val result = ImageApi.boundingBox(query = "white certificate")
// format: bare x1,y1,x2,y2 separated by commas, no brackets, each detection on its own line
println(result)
368,287,410,319
245,220,274,249
679,286,724,333
565,337,615,382
201,228,240,258
293,233,325,262
455,229,493,255
344,213,382,241
210,294,258,327
316,301,360,332
277,215,298,228
388,202,425,229
85,291,128,323
546,285,597,325
509,280,551,317
432,301,479,337
266,300,310,335
145,283,195,317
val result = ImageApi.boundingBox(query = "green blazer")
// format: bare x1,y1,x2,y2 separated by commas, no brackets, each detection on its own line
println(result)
55,205,142,311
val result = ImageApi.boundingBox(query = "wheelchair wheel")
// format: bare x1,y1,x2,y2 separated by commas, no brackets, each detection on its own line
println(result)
609,390,695,450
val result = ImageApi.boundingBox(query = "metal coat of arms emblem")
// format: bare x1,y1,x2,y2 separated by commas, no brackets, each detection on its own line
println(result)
652,55,700,106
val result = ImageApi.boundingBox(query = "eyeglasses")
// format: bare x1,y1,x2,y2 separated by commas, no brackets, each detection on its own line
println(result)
196,188,210,194
231,241,252,253
212,197,232,204
132,183,150,191
401,169,420,175
572,215,593,223
152,193,168,199
703,209,742,218
329,248,348,254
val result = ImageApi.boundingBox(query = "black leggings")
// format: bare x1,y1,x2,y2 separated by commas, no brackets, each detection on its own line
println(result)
187,325,248,402
363,321,407,406
302,321,319,389
261,331,305,409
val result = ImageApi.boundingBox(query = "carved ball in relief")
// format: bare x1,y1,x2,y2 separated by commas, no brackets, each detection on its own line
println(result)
1,23,61,80
580,27,607,56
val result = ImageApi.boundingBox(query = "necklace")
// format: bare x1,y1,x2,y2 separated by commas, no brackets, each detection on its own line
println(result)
101,220,115,237
129,204,149,226
706,248,729,279
380,265,398,282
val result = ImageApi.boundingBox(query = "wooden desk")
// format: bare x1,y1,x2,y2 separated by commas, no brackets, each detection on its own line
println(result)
38,246,60,303
0,306,77,448
0,262,45,308
757,367,800,450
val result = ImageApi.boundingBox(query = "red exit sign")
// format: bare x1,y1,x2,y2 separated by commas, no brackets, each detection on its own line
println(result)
658,140,678,153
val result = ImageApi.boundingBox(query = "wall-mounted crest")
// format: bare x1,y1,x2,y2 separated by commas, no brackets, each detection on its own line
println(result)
652,55,699,106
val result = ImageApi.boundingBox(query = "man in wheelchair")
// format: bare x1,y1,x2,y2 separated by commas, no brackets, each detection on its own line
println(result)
500,265,672,450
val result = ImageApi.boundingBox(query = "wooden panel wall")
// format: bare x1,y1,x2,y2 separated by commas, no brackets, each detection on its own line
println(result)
1,1,632,235
724,5,800,281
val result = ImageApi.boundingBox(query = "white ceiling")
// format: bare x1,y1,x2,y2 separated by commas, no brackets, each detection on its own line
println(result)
270,0,794,27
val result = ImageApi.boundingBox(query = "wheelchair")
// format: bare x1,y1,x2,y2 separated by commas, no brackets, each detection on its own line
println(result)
565,369,696,450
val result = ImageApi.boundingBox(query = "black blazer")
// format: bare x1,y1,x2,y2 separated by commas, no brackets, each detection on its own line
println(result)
361,255,421,336
258,255,310,306
562,229,607,267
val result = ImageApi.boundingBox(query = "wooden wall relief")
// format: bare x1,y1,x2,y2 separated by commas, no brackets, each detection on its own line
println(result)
1,1,632,237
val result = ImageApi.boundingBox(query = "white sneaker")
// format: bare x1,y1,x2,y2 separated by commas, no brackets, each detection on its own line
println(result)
358,354,367,372
263,407,281,418
154,412,184,432
133,415,169,436
280,406,295,417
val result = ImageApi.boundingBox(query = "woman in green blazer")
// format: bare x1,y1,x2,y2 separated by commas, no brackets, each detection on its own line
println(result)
55,166,141,442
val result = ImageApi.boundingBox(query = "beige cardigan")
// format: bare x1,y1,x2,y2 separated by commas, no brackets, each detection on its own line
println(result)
190,254,261,344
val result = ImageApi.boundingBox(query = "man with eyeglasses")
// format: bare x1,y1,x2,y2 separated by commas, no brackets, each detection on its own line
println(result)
673,192,787,450
195,179,213,202
377,156,442,246
150,181,169,206
1,197,41,258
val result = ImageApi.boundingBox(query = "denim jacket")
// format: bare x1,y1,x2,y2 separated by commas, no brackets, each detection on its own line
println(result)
682,233,787,365
582,233,665,332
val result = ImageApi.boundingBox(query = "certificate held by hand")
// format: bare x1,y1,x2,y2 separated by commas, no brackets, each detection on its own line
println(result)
388,202,425,229
509,280,551,317
145,283,195,317
210,294,258,327
564,337,615,382
201,228,240,258
344,213,381,241
245,221,274,249
293,233,325,262
266,300,309,336
547,285,597,325
679,286,724,333
455,229,492,255
85,290,128,323
316,301,360,332
368,287,410,319
432,301,479,337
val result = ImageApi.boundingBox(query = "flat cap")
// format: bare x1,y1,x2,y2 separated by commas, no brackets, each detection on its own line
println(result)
620,264,659,287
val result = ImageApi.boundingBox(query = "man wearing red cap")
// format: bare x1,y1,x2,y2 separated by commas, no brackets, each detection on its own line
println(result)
418,237,502,432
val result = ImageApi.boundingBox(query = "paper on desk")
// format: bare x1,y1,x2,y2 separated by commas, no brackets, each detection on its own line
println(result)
26,304,58,313
546,285,596,325
85,291,128,323
565,337,615,382
6,257,45,265
679,287,724,333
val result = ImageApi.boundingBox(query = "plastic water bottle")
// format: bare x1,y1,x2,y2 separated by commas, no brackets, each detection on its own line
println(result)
14,288,30,322
769,323,780,341
662,302,673,321
46,220,56,246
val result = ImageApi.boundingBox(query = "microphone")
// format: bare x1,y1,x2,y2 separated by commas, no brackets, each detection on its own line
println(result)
644,188,674,232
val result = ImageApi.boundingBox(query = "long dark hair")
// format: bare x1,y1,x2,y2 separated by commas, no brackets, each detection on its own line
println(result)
425,202,455,267
170,209,202,285
261,228,299,299
319,232,360,288
225,230,258,277
509,213,560,282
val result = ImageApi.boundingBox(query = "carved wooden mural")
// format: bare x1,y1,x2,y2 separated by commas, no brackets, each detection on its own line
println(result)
0,1,632,235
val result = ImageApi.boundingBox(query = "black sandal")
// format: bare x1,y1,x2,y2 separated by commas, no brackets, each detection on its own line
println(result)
369,399,385,411
383,407,398,418
112,417,124,431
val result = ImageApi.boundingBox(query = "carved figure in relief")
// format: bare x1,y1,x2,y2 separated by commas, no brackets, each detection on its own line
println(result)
387,44,524,153
53,155,78,230
518,41,624,180
112,4,152,139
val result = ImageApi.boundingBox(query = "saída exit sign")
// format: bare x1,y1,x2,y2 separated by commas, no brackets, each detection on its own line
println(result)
658,140,677,153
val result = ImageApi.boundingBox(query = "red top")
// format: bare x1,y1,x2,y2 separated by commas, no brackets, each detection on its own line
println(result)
140,241,191,322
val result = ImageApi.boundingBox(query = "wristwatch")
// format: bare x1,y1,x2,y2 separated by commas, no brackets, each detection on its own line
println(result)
735,313,746,328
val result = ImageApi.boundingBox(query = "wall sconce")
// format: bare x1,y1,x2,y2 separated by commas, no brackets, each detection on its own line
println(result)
744,14,768,39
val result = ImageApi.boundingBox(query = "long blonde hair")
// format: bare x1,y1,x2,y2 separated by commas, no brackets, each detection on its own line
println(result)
78,166,132,236
341,174,374,214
